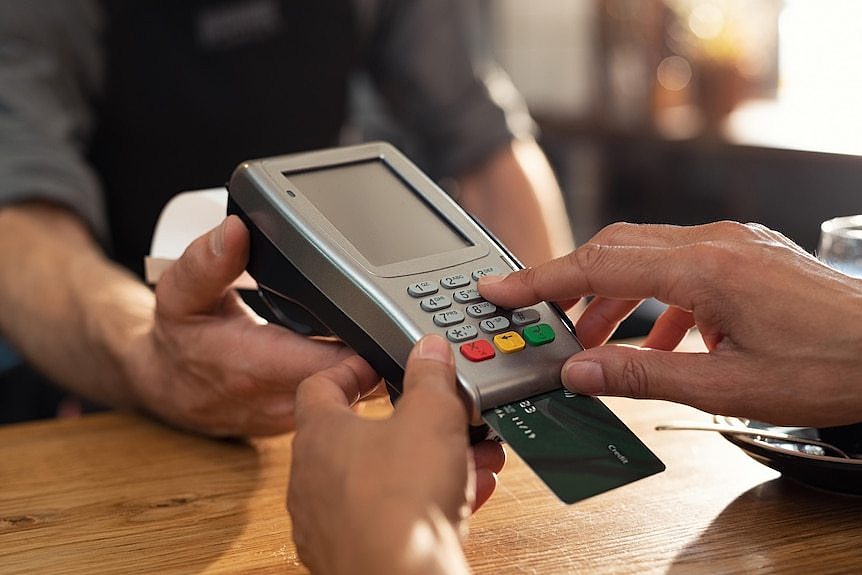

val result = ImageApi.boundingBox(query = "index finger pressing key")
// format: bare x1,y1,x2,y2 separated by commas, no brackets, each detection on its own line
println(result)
479,243,702,312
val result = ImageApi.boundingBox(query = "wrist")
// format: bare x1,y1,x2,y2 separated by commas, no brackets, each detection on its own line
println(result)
0,204,159,409
73,251,158,408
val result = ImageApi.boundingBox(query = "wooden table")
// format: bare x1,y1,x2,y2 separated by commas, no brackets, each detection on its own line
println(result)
2,337,861,574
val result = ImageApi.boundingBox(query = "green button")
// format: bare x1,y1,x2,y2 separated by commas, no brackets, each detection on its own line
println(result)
523,323,555,346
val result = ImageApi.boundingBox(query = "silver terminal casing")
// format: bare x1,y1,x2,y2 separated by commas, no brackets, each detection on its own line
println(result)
228,142,584,425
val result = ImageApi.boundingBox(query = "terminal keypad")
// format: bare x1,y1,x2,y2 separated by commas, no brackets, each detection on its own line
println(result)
407,265,556,362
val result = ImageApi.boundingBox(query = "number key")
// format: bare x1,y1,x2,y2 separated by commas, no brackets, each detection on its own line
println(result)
472,266,503,281
420,295,451,312
440,274,470,289
433,310,465,327
453,287,482,304
479,316,510,334
407,281,438,298
466,301,497,318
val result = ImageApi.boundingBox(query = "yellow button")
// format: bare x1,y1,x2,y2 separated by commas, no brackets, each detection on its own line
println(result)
493,331,525,354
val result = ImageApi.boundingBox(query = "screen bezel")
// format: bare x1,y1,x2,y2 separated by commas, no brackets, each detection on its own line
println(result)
258,144,490,278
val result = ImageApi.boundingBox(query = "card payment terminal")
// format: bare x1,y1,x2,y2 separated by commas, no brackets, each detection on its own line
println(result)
226,142,584,425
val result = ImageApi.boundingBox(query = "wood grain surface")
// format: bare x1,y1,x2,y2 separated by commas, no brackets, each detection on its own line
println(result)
2,336,861,573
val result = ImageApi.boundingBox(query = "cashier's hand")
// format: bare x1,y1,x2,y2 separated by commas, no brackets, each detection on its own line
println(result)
289,335,505,575
479,222,862,428
131,216,380,436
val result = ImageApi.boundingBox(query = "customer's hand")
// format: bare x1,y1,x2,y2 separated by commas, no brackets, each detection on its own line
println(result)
288,335,504,575
128,216,381,436
480,222,862,427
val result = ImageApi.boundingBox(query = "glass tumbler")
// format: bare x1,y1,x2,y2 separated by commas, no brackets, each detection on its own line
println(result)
818,215,862,278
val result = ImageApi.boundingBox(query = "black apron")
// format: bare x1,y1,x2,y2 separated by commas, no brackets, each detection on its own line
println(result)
90,0,357,276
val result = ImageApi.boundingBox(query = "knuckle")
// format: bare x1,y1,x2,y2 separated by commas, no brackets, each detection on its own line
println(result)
226,374,265,400
618,357,652,399
175,247,204,281
708,220,749,238
684,242,733,278
744,222,796,249
516,264,538,290
401,386,464,428
743,221,772,237
572,242,609,275
570,243,609,294
593,221,635,243
514,265,543,300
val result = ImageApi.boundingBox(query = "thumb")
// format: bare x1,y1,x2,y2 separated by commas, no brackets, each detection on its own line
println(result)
561,345,747,417
156,215,250,317
395,335,467,434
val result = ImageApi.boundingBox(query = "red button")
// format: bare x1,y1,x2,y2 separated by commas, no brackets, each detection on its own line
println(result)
460,339,495,362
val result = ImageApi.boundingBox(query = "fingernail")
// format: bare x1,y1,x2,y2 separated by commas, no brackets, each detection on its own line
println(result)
209,219,226,257
415,334,453,366
478,274,507,286
562,360,605,396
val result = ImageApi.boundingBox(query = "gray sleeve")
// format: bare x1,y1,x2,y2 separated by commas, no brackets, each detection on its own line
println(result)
0,0,107,240
365,0,536,180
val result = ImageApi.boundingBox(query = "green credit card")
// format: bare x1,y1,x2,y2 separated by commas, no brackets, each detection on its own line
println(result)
483,388,665,504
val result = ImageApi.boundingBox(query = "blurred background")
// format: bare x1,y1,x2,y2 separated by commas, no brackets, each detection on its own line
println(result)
491,0,862,251
359,0,862,253
6,0,862,424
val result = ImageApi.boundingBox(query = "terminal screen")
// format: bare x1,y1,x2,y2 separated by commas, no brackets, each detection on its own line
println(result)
285,160,472,266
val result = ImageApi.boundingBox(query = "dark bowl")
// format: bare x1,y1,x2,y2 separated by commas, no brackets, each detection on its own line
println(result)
714,416,862,496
